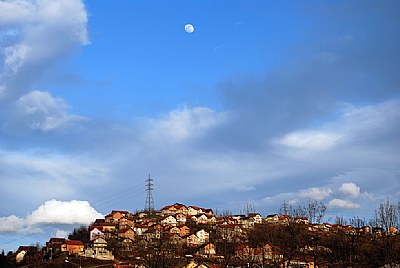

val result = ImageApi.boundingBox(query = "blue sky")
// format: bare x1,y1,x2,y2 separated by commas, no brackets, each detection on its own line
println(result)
1,0,400,251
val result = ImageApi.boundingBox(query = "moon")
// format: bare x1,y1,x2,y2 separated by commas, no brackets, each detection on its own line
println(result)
184,24,194,33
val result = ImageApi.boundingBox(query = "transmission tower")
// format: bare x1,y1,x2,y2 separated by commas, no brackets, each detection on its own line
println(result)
144,174,155,213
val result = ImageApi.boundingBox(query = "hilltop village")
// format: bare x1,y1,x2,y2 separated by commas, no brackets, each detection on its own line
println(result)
4,202,400,268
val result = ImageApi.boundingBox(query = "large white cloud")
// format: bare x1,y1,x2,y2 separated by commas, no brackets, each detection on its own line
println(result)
26,199,103,225
0,199,103,233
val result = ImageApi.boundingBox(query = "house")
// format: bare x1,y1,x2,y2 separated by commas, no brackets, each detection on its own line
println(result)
119,238,134,251
90,227,104,240
278,215,291,225
61,240,84,254
174,203,189,214
187,206,204,216
343,225,356,234
134,224,148,236
161,205,178,215
217,224,243,242
388,226,398,235
238,216,251,228
105,210,129,223
196,229,210,244
235,244,283,264
231,215,246,224
160,203,188,215
187,215,198,224
249,213,263,224
118,228,135,240
312,223,332,232
295,217,309,225
180,225,190,237
265,214,279,223
143,227,161,241
165,233,182,247
100,223,116,232
119,216,135,229
196,214,209,225
99,223,116,239
216,216,229,225
198,243,216,255
15,246,38,262
166,226,180,235
359,226,371,233
160,215,178,226
175,213,187,224
17,246,37,255
372,227,385,235
85,237,114,260
184,234,200,247
206,215,217,225
46,238,66,256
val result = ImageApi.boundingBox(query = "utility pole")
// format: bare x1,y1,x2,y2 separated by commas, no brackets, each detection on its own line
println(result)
145,174,155,213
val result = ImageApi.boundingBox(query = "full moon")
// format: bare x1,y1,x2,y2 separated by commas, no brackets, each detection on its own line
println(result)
184,24,194,33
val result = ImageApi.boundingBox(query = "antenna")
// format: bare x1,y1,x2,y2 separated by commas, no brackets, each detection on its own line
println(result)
145,174,155,213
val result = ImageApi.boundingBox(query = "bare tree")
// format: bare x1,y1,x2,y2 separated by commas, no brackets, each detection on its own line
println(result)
304,199,326,224
335,215,347,226
374,198,399,230
240,201,256,216
349,216,367,228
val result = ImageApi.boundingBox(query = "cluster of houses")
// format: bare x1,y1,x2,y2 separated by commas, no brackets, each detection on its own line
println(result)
14,202,399,267
39,203,268,261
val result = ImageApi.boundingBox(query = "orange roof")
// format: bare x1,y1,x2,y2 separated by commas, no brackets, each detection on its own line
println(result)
111,210,129,215
89,226,103,231
66,240,84,246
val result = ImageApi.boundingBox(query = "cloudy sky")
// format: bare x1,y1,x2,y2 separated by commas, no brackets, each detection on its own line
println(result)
1,0,400,251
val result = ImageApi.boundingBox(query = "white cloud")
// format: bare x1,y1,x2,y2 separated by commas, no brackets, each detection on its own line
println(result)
0,215,24,232
55,229,69,239
26,199,103,225
0,199,103,233
0,0,88,43
0,1,35,25
3,45,31,74
277,131,342,151
300,187,332,200
338,182,360,198
14,90,86,131
148,106,226,142
328,199,361,209
0,0,88,98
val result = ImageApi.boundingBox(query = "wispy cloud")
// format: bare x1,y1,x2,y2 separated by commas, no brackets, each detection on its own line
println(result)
328,199,361,209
